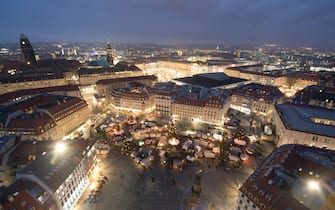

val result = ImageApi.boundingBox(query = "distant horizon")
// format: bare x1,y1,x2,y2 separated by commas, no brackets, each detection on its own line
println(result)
1,1,335,51
0,39,333,51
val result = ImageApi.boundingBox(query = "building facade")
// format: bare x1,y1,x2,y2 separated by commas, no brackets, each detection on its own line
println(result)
171,96,226,125
272,104,335,150
0,94,89,140
0,85,82,106
155,91,176,117
16,140,97,210
230,83,284,121
96,75,157,100
110,83,156,114
0,77,67,95
78,64,143,86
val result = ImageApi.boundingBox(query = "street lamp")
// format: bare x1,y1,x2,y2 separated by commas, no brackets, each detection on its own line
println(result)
55,142,66,153
308,180,320,191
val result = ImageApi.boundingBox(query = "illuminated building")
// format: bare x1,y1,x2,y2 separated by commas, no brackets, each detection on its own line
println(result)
110,82,156,114
137,61,231,82
224,65,280,86
154,82,179,117
238,144,335,210
0,179,58,209
0,94,89,140
78,63,143,85
106,41,114,65
171,95,226,125
272,104,335,150
0,135,19,187
291,85,335,110
225,65,319,90
20,34,36,65
96,75,157,100
0,59,80,95
15,140,97,210
0,73,67,95
0,85,82,106
230,83,284,120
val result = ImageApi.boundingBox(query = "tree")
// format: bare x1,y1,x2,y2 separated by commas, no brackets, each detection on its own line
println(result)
95,127,107,141
236,127,245,140
168,120,177,138
121,141,130,155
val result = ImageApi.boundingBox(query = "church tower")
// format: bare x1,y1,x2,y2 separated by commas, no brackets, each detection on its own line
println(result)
20,34,36,65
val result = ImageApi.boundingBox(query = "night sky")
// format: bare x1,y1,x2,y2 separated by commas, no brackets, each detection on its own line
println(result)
1,0,335,48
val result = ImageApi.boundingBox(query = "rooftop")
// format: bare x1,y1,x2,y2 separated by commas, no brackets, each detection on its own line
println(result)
0,94,87,135
241,144,335,210
292,85,335,109
276,104,335,138
17,140,95,192
96,75,157,85
234,83,283,103
174,72,246,88
78,62,141,75
0,179,56,210
0,85,80,105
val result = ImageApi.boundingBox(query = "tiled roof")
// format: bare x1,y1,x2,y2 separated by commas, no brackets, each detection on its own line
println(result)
96,75,157,85
234,83,283,103
276,104,335,138
0,85,80,105
241,144,335,210
0,94,87,135
17,140,95,192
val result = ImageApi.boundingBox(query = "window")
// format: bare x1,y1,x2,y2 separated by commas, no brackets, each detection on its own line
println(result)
312,136,319,141
254,198,259,204
20,200,27,206
265,195,271,201
261,203,265,209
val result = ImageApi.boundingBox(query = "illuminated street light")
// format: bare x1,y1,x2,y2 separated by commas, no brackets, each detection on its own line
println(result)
92,166,100,177
55,142,66,153
308,180,320,191
90,182,96,190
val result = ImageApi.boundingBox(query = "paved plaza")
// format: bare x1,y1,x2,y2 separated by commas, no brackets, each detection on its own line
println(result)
73,140,274,210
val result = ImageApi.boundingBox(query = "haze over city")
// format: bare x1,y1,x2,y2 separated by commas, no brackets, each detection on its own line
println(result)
1,0,335,49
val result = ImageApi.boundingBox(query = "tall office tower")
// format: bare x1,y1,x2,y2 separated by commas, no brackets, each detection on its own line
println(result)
106,41,114,65
20,34,36,65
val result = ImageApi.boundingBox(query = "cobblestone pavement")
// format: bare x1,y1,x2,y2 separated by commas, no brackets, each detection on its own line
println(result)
74,142,274,210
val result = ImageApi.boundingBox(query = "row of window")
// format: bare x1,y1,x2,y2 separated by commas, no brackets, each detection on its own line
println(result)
241,187,267,209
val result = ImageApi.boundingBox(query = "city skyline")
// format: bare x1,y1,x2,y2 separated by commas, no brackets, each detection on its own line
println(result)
1,0,335,49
